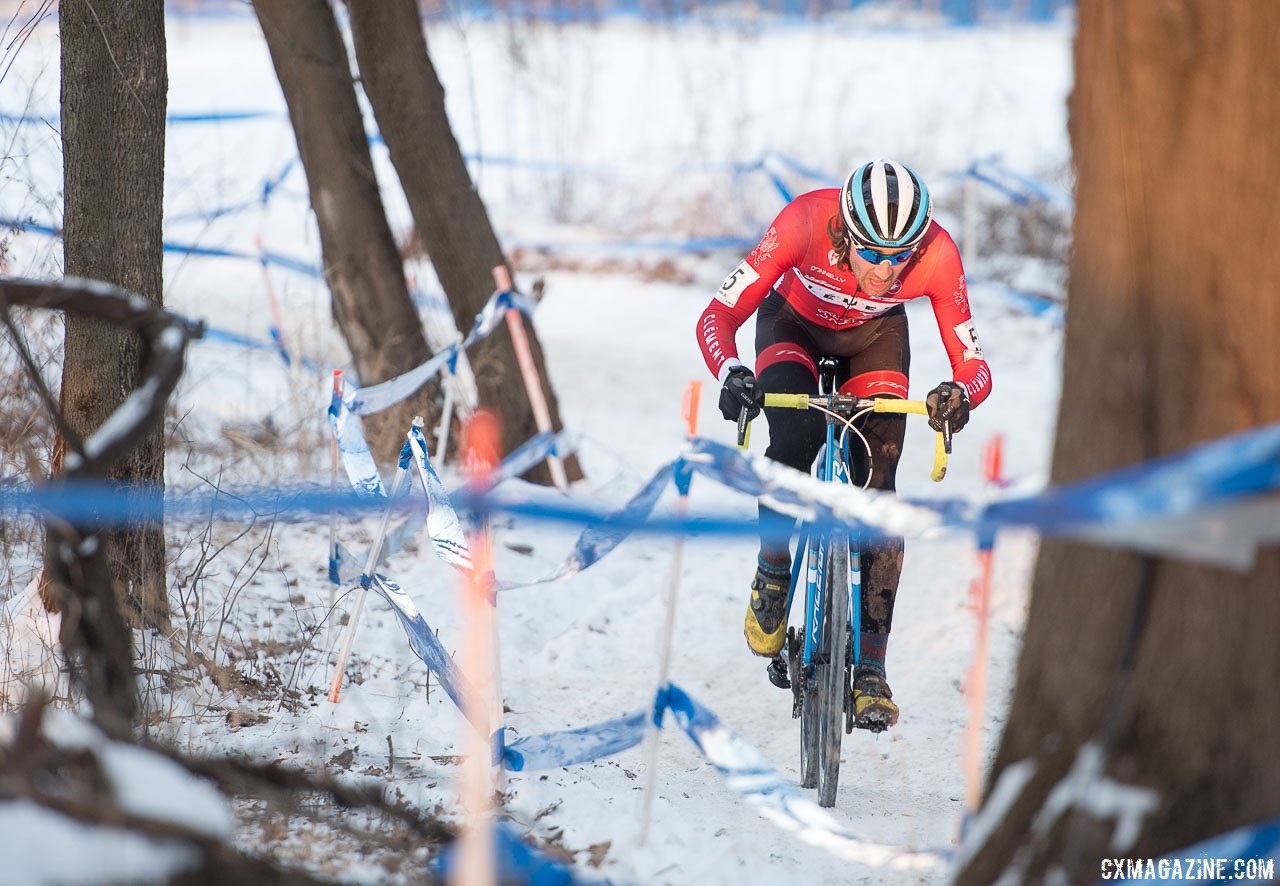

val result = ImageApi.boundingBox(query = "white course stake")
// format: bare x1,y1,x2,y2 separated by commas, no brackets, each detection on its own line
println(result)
493,265,569,492
638,379,702,845
326,420,419,704
436,359,458,465
327,370,343,655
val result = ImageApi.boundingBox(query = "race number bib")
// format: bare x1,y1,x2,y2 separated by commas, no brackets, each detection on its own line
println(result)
953,319,985,361
716,261,760,308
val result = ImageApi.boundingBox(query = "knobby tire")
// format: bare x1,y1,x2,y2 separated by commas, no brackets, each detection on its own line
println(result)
799,599,820,786
817,532,849,807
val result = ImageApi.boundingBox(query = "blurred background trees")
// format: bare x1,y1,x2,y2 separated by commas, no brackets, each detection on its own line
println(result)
253,0,582,480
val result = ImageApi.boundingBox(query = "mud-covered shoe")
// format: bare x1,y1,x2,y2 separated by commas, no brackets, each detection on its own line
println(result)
852,666,900,732
743,564,789,657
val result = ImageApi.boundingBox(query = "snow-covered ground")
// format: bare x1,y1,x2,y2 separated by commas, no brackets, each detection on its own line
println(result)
0,7,1072,883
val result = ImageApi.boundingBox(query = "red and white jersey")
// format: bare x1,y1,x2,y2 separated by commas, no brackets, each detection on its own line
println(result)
696,188,993,407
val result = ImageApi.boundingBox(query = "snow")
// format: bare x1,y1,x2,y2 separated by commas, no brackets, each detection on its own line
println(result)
0,803,200,886
0,7,1075,884
0,710,231,885
103,740,236,839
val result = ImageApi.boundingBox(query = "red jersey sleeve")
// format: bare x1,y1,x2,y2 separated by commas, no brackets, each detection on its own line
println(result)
696,202,808,380
916,228,993,407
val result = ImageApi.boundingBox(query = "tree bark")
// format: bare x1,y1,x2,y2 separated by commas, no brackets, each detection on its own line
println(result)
958,3,1280,882
344,0,583,482
253,0,437,455
54,0,169,631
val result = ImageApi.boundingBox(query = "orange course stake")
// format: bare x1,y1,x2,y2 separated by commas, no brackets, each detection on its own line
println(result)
682,379,703,437
981,432,1005,487
961,545,995,816
961,433,1004,821
452,411,502,886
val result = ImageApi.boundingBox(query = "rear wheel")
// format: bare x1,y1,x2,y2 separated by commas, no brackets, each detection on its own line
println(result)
817,532,850,808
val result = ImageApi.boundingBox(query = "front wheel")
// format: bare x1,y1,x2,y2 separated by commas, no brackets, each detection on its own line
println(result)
816,532,850,808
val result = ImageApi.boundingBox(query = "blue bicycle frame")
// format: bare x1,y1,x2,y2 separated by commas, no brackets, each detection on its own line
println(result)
788,419,860,678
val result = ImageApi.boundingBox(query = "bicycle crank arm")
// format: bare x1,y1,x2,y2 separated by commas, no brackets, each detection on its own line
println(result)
786,627,805,718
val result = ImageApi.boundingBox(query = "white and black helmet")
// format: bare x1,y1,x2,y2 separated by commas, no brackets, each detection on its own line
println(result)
840,160,933,250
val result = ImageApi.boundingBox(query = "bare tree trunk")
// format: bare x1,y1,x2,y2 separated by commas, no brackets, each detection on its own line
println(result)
52,0,169,632
958,3,1280,882
7,275,199,733
253,0,437,455
344,0,583,482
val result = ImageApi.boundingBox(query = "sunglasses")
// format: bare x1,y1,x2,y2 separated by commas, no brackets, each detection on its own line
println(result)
851,242,914,266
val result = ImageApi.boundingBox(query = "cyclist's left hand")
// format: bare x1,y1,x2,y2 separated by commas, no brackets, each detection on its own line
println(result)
926,381,970,432
719,365,766,422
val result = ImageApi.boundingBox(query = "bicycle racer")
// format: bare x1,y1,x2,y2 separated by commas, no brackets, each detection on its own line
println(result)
695,159,993,730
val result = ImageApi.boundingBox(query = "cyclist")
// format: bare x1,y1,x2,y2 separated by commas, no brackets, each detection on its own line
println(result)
695,159,992,730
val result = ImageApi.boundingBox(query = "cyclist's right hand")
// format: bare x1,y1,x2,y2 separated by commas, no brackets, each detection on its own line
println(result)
718,365,765,422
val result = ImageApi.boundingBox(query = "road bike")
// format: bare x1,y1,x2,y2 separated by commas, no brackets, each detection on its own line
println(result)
737,357,950,807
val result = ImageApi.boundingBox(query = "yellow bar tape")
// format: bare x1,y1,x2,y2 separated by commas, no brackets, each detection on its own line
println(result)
762,392,812,409
751,394,949,481
873,399,948,482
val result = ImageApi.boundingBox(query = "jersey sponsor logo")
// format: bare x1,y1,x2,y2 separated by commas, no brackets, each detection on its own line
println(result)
796,274,852,304
812,306,848,325
846,294,896,314
952,274,969,312
748,226,780,264
808,263,844,284
716,260,760,307
968,363,991,393
798,274,895,316
868,381,907,396
827,249,841,267
953,319,985,361
699,313,728,366
771,346,812,366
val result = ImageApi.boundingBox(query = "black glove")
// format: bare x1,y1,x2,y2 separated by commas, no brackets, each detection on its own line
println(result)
718,366,765,422
926,381,970,433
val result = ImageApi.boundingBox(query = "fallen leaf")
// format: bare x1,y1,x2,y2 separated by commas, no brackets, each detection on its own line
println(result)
585,841,611,868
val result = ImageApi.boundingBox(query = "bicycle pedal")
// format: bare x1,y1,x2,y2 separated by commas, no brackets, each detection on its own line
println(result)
855,716,890,735
853,701,898,733
766,655,790,689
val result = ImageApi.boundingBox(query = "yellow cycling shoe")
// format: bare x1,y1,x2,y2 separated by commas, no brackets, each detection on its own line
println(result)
743,566,789,657
852,667,900,732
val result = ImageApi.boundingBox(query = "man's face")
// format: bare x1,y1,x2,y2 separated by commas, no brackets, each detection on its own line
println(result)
849,242,913,297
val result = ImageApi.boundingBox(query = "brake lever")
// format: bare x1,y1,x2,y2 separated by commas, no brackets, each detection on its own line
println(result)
736,408,751,448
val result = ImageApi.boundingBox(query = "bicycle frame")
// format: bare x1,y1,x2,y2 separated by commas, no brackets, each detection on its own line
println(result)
797,401,858,675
